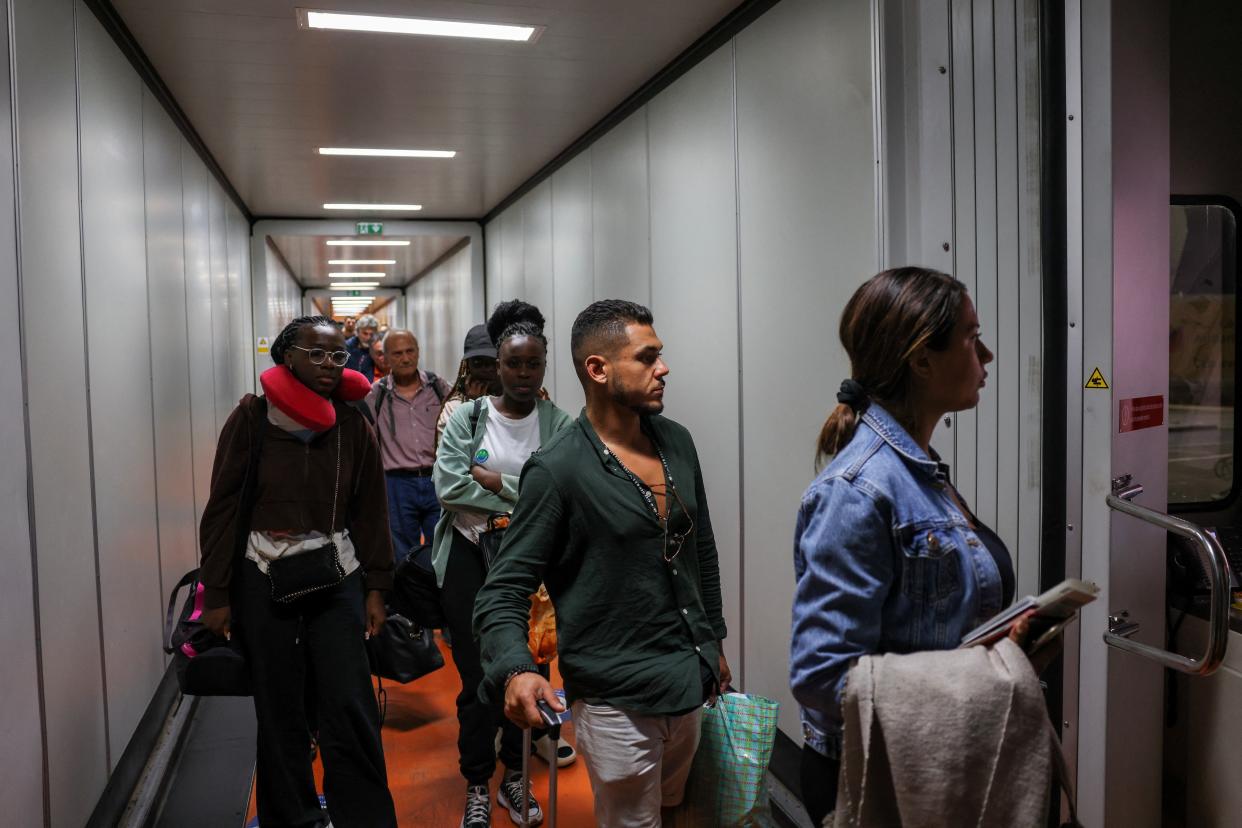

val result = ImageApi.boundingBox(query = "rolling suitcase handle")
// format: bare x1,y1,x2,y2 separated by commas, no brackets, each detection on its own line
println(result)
521,699,566,827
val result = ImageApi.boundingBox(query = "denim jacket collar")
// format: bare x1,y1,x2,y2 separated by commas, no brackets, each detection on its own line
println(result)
859,404,947,484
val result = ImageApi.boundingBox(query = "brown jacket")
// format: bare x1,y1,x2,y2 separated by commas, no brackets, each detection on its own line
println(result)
198,394,394,608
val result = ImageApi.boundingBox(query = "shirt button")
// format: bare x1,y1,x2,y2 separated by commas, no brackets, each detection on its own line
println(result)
672,568,678,575
695,646,701,653
682,608,689,615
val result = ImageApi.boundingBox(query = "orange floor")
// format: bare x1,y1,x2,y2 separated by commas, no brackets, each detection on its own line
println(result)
247,636,598,826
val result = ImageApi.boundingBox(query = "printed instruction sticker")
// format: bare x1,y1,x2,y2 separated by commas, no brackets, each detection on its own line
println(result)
256,335,270,355
1085,367,1109,389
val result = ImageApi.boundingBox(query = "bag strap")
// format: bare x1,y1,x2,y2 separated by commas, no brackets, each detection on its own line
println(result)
232,398,269,576
163,568,201,653
427,371,444,403
470,397,483,438
374,378,390,417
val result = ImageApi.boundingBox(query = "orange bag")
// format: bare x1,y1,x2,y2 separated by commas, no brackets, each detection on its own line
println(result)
528,584,558,665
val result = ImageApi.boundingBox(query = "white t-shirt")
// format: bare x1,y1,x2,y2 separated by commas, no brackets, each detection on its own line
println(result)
455,399,541,543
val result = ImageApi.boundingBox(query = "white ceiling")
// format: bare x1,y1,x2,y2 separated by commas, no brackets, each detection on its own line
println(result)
110,0,743,220
268,232,467,288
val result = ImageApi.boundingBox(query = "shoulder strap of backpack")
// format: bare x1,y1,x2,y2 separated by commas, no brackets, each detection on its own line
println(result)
233,398,267,567
374,377,390,416
470,396,483,438
427,371,444,403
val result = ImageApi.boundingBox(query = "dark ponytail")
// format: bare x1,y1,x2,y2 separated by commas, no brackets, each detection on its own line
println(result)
816,267,966,465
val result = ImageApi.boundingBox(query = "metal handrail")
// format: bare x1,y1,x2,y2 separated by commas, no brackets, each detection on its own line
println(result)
1103,491,1230,676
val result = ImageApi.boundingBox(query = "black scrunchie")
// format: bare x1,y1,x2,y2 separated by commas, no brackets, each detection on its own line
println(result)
837,379,870,414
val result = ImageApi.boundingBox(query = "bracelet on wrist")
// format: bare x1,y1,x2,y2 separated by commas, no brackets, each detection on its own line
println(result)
503,664,540,688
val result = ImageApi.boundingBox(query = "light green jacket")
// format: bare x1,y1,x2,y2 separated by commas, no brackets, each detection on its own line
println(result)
431,397,573,587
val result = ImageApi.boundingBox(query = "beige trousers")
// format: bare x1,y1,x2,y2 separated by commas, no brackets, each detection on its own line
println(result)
571,701,702,828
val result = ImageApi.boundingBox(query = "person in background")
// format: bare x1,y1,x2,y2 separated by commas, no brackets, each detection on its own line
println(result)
437,324,501,444
366,330,451,562
346,314,380,380
343,316,356,339
369,333,389,382
198,314,397,828
433,300,573,828
475,299,731,828
788,267,1015,826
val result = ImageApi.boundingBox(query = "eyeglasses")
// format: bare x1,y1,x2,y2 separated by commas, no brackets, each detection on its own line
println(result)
662,484,695,563
290,345,350,367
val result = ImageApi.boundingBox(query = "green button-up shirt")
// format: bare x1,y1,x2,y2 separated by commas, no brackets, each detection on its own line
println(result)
474,410,728,715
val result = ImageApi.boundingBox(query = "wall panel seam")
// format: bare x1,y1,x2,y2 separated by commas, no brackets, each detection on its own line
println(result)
138,90,165,631
730,35,745,688
7,0,52,818
180,145,198,523
72,0,112,772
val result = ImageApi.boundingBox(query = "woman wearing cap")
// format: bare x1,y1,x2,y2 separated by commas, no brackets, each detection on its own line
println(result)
437,324,502,445
432,300,574,828
788,268,1014,825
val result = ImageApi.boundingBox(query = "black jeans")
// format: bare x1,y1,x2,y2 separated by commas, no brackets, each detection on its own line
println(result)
441,529,548,784
238,562,397,828
800,745,841,827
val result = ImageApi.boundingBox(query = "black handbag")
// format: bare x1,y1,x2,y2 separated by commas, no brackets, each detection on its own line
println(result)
265,425,347,603
163,398,267,696
365,611,445,683
391,544,447,629
477,513,510,571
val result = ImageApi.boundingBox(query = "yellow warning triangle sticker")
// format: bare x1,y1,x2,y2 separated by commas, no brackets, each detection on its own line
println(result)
1085,367,1109,389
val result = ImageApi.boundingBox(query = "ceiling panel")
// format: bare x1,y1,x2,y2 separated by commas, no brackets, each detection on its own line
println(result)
110,0,743,218
268,232,466,288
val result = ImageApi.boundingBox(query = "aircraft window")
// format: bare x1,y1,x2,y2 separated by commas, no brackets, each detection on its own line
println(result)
1169,199,1238,505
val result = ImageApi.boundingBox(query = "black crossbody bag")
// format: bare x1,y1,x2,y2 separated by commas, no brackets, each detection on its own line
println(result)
265,421,348,602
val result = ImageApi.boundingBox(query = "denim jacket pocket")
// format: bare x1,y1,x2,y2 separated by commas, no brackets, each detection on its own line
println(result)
898,525,962,604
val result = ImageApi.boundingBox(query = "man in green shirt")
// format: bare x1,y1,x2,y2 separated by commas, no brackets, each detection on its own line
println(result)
474,299,731,826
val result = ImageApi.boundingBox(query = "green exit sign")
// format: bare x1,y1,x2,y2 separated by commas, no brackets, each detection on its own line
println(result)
356,222,383,235
348,290,362,296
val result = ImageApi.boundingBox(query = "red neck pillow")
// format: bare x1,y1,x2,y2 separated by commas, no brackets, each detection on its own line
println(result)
260,365,371,431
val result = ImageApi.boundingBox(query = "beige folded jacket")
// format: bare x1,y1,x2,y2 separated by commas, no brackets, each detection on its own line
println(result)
830,639,1076,828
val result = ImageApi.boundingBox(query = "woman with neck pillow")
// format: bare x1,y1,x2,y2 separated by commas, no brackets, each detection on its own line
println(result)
197,315,397,828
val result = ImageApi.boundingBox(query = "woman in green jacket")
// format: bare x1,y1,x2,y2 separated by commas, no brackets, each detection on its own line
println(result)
432,300,573,828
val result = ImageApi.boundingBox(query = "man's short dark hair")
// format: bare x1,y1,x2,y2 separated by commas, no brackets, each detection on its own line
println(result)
570,300,654,379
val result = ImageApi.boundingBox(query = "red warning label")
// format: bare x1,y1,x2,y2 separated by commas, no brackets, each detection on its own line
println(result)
1119,395,1164,433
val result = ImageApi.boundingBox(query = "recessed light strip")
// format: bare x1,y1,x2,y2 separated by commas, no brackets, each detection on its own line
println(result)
302,10,539,42
329,272,386,279
324,203,422,211
330,283,379,289
325,240,410,247
328,259,396,265
319,147,455,158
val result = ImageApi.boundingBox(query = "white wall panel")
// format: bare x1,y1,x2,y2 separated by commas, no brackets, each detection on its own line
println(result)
77,8,164,760
405,242,475,379
142,92,198,608
591,111,650,304
227,203,252,393
208,181,232,427
182,150,217,519
498,206,525,302
520,182,556,400
484,219,502,308
549,153,594,415
11,0,109,822
736,0,877,738
0,1,45,822
648,46,743,675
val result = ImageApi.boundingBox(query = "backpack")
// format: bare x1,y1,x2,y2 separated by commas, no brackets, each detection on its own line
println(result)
373,371,444,418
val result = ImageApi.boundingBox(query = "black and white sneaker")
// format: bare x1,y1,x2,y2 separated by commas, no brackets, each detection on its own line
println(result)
460,784,491,828
497,769,543,826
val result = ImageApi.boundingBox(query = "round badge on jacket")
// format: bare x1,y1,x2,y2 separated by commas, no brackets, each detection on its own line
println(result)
474,449,490,464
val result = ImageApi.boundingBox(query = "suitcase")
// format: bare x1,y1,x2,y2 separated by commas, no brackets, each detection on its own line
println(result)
519,697,568,827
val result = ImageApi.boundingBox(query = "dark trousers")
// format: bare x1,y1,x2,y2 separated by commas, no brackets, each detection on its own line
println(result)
441,529,548,784
238,562,397,828
386,472,440,563
800,744,841,827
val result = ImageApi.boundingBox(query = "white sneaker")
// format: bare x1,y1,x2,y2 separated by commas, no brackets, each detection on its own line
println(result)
533,734,577,768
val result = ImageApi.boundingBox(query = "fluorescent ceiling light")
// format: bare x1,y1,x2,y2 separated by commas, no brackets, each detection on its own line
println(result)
324,203,422,211
328,259,396,265
326,239,410,247
300,9,540,42
330,283,379,289
319,147,456,159
329,272,385,278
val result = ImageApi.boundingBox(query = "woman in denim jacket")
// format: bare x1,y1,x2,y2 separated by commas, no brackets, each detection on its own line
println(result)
789,267,1014,825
